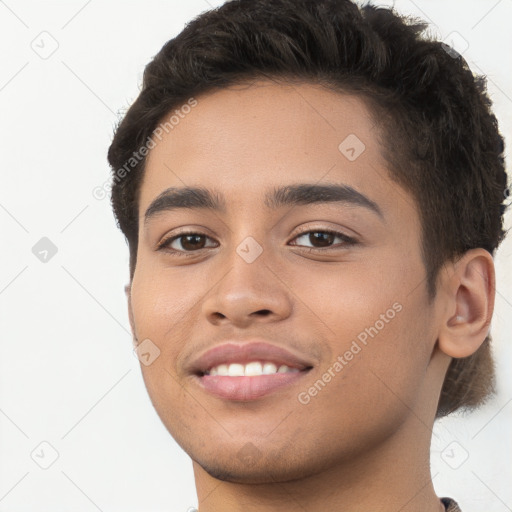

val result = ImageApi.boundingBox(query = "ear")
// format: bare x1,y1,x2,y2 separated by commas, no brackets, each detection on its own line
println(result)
125,282,138,347
437,248,495,358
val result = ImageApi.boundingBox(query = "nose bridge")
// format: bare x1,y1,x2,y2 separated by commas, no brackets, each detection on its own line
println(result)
222,204,270,276
220,233,273,300
201,231,292,324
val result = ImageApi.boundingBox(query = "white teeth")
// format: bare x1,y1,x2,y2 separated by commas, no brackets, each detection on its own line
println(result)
217,364,229,376
262,362,277,374
245,362,263,376
227,363,245,376
206,361,300,376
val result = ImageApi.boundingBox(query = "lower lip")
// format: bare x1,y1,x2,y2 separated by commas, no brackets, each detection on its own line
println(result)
194,370,310,401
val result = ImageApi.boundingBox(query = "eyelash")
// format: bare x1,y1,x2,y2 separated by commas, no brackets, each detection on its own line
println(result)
156,227,358,257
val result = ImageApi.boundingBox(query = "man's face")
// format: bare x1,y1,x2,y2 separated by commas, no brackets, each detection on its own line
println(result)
129,81,443,482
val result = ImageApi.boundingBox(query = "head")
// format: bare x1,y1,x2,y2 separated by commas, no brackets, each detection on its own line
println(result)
107,0,508,482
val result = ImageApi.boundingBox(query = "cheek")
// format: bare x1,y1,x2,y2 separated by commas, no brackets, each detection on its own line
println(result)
130,264,195,333
334,283,433,416
298,249,431,390
288,255,405,341
129,265,201,382
299,301,430,442
129,267,192,416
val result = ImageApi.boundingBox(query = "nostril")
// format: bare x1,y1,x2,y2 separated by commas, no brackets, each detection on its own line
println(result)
255,309,272,316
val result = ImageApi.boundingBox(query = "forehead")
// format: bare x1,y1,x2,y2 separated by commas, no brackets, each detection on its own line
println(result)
139,80,410,220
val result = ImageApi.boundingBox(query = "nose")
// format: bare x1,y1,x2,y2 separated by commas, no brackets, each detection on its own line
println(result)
201,241,293,328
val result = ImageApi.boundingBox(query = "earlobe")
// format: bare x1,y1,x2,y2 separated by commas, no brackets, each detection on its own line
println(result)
437,249,495,359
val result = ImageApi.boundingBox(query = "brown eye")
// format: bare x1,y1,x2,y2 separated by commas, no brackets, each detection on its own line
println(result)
178,234,207,251
290,229,356,250
307,232,336,247
157,232,218,254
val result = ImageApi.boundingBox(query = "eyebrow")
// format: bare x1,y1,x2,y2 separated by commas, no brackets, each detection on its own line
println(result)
144,183,383,223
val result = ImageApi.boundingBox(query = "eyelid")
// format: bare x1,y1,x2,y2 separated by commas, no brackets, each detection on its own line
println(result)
156,228,218,252
288,226,358,248
290,224,357,241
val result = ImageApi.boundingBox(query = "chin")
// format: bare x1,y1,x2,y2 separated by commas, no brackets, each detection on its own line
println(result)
191,444,330,485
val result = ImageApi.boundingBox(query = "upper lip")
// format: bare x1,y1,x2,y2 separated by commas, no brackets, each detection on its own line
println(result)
188,340,315,375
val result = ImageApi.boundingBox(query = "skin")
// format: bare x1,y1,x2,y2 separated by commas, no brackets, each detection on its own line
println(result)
126,80,495,512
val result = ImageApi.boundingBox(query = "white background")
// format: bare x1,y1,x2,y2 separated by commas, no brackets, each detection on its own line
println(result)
0,1,511,511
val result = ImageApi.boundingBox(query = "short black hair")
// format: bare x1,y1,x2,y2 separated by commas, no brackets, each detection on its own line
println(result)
107,0,509,417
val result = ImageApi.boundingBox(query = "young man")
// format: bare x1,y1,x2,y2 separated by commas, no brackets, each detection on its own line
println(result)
107,1,508,510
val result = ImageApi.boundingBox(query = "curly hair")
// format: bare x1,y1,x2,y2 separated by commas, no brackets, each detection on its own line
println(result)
107,0,509,418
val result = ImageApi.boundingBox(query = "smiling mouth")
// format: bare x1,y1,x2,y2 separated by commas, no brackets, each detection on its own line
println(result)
194,363,313,401
188,340,315,400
